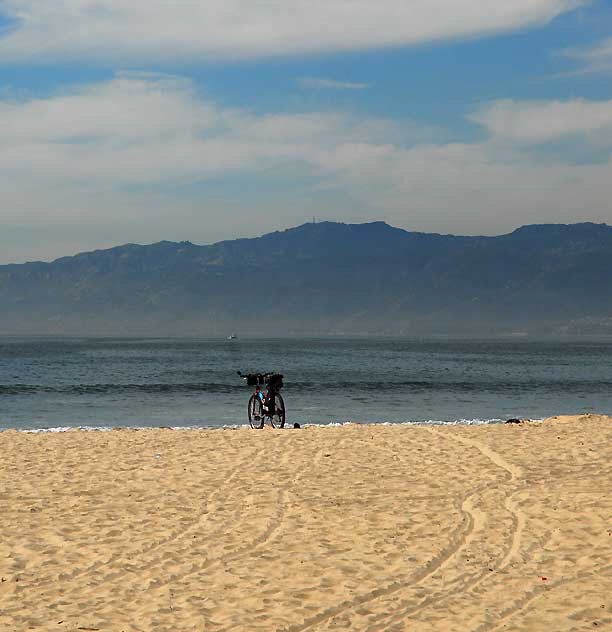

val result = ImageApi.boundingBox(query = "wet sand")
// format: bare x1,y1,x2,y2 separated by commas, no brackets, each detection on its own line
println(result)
0,414,611,631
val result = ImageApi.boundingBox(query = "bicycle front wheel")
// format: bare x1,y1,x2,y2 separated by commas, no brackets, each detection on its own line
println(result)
270,393,286,429
248,395,264,429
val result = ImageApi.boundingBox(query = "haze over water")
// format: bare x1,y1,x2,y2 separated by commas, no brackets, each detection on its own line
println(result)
1,337,611,431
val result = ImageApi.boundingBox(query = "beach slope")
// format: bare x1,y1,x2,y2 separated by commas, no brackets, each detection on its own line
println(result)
0,415,610,631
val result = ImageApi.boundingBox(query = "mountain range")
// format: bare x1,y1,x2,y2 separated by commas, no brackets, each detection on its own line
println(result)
2,221,612,336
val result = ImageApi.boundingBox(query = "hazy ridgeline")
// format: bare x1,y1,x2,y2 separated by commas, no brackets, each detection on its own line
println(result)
2,221,612,336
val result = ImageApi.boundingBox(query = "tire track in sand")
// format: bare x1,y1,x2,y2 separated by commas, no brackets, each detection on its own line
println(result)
427,427,525,571
282,431,485,632
365,427,527,631
284,490,480,632
26,444,269,595
285,426,526,632
73,433,318,609
474,562,612,632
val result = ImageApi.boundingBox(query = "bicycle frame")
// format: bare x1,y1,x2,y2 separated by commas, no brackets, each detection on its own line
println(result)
254,382,278,415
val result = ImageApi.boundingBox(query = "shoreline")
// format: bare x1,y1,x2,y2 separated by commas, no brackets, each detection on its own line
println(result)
1,414,610,630
1,416,534,433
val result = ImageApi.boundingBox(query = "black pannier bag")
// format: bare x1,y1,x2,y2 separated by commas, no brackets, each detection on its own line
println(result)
267,374,283,389
247,374,265,386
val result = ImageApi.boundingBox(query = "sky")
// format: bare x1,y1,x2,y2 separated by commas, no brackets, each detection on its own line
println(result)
1,0,611,263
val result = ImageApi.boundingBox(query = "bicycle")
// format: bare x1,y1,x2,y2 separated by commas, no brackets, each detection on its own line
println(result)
237,371,286,429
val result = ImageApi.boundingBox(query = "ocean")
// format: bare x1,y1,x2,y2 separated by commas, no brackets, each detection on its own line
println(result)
1,336,611,431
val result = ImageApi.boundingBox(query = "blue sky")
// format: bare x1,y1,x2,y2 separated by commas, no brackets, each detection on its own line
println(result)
1,0,611,263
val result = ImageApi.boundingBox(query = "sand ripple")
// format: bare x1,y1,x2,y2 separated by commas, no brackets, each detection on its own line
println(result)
0,415,610,630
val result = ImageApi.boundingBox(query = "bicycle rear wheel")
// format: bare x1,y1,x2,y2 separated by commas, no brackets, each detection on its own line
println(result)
248,394,264,429
270,393,286,429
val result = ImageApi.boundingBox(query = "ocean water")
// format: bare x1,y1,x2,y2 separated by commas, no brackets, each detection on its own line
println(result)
1,337,611,431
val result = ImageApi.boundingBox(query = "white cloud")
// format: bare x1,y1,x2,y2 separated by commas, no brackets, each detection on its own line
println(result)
0,0,586,63
563,36,612,73
0,75,405,235
470,98,612,144
298,78,370,90
322,141,612,236
1,75,612,263
0,73,216,143
0,74,426,196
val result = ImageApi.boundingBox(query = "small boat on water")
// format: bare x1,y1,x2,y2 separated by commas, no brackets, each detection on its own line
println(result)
227,334,237,340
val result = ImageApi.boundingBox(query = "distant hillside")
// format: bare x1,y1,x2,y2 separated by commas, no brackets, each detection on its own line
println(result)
2,221,612,335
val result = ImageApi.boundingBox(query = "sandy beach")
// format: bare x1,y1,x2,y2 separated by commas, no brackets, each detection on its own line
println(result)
0,415,610,631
